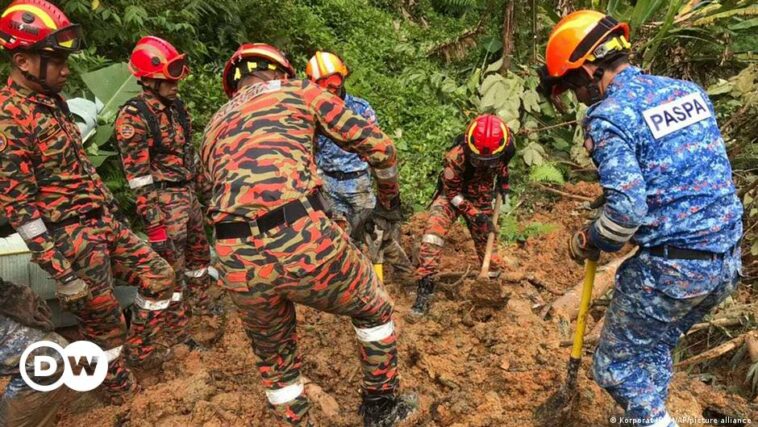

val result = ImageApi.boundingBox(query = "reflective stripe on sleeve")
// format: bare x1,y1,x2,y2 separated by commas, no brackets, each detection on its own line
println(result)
184,267,208,278
265,380,304,405
133,293,171,311
450,195,465,207
594,211,638,244
374,165,397,180
17,218,47,240
422,234,444,247
128,175,154,189
353,321,394,342
104,345,123,363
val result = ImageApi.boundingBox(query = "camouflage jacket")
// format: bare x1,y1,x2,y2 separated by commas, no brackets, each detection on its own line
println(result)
0,78,116,280
315,94,375,173
115,91,198,228
584,66,743,253
441,142,511,217
201,79,399,224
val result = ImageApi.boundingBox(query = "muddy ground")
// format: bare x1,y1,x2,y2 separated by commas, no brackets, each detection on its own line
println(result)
54,182,757,426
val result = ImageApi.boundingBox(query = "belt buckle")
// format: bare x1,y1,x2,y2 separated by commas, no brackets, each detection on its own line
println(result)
249,219,261,236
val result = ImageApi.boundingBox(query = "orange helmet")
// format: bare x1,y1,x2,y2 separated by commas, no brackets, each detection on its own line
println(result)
222,43,296,98
465,115,514,168
0,0,82,53
306,51,348,81
544,10,630,79
129,36,188,81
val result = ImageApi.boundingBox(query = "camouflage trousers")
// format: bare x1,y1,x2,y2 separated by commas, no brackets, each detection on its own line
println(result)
416,194,494,278
323,173,413,277
48,213,174,392
215,209,399,425
593,248,742,426
158,186,212,316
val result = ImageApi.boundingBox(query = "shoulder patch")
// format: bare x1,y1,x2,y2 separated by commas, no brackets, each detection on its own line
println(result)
118,124,135,139
642,92,712,139
0,131,7,152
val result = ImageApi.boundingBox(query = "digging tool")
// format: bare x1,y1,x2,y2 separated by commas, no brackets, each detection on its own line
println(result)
365,226,385,282
534,259,598,426
478,193,503,280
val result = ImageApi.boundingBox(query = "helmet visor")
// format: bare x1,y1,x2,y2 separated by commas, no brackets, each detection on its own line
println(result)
469,153,502,168
315,74,344,95
33,25,83,52
165,55,189,80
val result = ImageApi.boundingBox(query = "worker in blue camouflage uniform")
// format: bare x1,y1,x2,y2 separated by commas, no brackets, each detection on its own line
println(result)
305,51,413,281
540,11,743,427
0,279,72,426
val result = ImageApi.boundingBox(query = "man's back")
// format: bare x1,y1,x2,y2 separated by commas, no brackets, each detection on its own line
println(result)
586,67,742,252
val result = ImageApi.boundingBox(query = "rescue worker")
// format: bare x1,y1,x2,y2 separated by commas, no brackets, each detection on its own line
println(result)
411,114,515,316
539,11,743,427
0,0,177,402
115,36,212,338
0,279,72,427
201,43,416,426
305,51,413,282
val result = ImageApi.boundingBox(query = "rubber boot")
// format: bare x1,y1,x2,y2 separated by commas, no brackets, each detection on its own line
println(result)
359,392,418,427
410,276,435,316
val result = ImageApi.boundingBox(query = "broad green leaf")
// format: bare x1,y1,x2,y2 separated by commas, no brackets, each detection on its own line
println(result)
482,35,503,54
522,90,541,113
485,58,504,75
729,17,758,30
81,63,140,119
529,164,565,184
707,79,733,96
88,151,118,168
91,0,100,10
92,124,114,147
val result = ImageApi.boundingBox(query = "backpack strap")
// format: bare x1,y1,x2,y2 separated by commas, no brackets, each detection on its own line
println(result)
120,98,163,153
173,98,192,145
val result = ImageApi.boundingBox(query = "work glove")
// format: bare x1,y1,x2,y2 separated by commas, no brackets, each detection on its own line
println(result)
369,195,403,235
568,225,600,265
147,224,177,266
472,212,495,235
56,272,92,313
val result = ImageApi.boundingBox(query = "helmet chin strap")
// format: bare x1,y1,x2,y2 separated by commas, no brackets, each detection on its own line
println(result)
140,80,174,106
19,52,57,95
584,67,606,106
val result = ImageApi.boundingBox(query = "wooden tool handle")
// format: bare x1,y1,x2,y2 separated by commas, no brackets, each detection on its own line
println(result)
478,193,503,279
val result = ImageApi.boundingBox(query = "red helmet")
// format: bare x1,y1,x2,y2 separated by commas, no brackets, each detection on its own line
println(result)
129,36,188,81
222,43,296,98
0,0,82,53
465,114,513,167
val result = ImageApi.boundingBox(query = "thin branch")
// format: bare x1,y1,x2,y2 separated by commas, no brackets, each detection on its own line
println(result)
536,184,595,202
519,120,578,135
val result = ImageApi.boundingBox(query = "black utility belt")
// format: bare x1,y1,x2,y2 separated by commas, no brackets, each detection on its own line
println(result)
644,245,724,261
155,180,190,190
322,169,368,181
215,192,326,239
47,207,104,229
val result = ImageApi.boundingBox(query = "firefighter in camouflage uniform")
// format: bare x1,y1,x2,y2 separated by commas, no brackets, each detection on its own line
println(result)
305,51,413,282
541,11,743,426
201,43,416,426
411,114,516,316
115,36,212,345
0,0,176,402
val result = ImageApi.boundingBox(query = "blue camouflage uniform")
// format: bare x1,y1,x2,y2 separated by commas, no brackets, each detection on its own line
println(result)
584,66,743,427
316,93,378,222
1,314,70,426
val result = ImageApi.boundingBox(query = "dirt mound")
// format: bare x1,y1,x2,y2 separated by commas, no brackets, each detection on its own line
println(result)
55,184,757,426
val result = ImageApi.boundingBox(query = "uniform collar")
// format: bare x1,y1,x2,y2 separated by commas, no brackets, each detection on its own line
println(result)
7,77,60,108
604,66,642,98
141,90,168,112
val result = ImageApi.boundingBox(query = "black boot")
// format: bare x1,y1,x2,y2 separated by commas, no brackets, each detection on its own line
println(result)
359,392,417,427
410,276,435,316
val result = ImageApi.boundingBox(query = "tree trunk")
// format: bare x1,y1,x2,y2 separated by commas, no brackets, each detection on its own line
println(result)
499,0,515,74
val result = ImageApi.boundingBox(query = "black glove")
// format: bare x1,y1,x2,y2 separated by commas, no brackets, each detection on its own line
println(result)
568,225,601,265
589,193,606,209
368,195,402,236
472,212,495,235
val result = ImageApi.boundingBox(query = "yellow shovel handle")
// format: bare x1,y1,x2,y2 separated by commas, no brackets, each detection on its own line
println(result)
374,263,384,282
571,259,598,359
